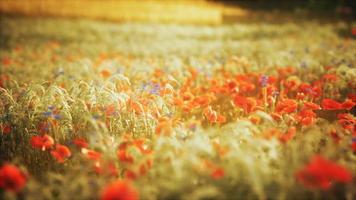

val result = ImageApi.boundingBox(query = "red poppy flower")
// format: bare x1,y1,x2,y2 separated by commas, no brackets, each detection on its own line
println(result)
297,110,316,126
1,57,12,66
217,114,226,124
321,99,342,110
133,139,152,155
323,74,338,82
337,113,355,131
342,99,355,110
82,149,101,161
348,93,356,102
238,81,255,93
275,98,297,114
203,106,218,123
100,70,112,78
101,180,138,200
125,170,137,180
302,102,321,110
172,97,184,106
224,79,238,92
352,27,356,36
0,164,27,193
2,124,11,135
284,77,300,91
155,120,172,136
352,142,356,152
30,134,54,151
192,95,215,108
329,130,341,144
51,144,71,163
73,138,88,149
271,112,283,122
277,66,296,77
278,126,296,143
211,167,225,180
296,155,352,190
117,149,134,164
298,83,321,98
107,162,119,177
233,96,256,113
105,104,116,116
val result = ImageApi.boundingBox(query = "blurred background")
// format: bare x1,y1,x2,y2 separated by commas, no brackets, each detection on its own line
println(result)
0,0,355,24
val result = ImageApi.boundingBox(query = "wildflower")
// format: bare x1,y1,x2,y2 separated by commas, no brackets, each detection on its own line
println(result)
264,128,281,140
127,99,142,114
278,66,296,77
275,99,297,114
155,120,172,136
105,104,117,116
329,130,341,144
284,76,301,91
322,74,338,82
348,93,356,102
296,110,316,126
352,138,356,152
0,164,27,193
125,170,137,180
100,180,138,200
172,97,184,106
238,81,255,93
182,92,194,101
298,83,321,98
278,126,296,143
192,95,214,108
259,75,269,87
321,99,342,110
233,96,256,113
100,70,112,78
107,162,119,177
217,114,226,124
43,111,52,117
82,149,102,161
352,27,356,36
2,124,11,135
296,92,306,100
149,83,161,95
211,167,225,180
302,102,321,111
117,149,134,164
43,107,61,120
271,112,283,122
30,134,54,151
133,139,152,155
2,57,12,66
337,113,355,131
51,144,71,163
73,138,88,149
296,155,352,190
203,106,217,123
224,79,238,92
342,99,355,110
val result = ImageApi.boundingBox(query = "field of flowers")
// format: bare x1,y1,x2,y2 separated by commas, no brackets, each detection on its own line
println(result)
0,16,355,200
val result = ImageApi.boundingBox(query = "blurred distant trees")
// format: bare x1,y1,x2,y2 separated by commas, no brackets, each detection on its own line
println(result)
211,0,355,11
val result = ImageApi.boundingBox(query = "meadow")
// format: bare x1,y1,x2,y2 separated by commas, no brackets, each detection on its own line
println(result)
0,15,355,200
